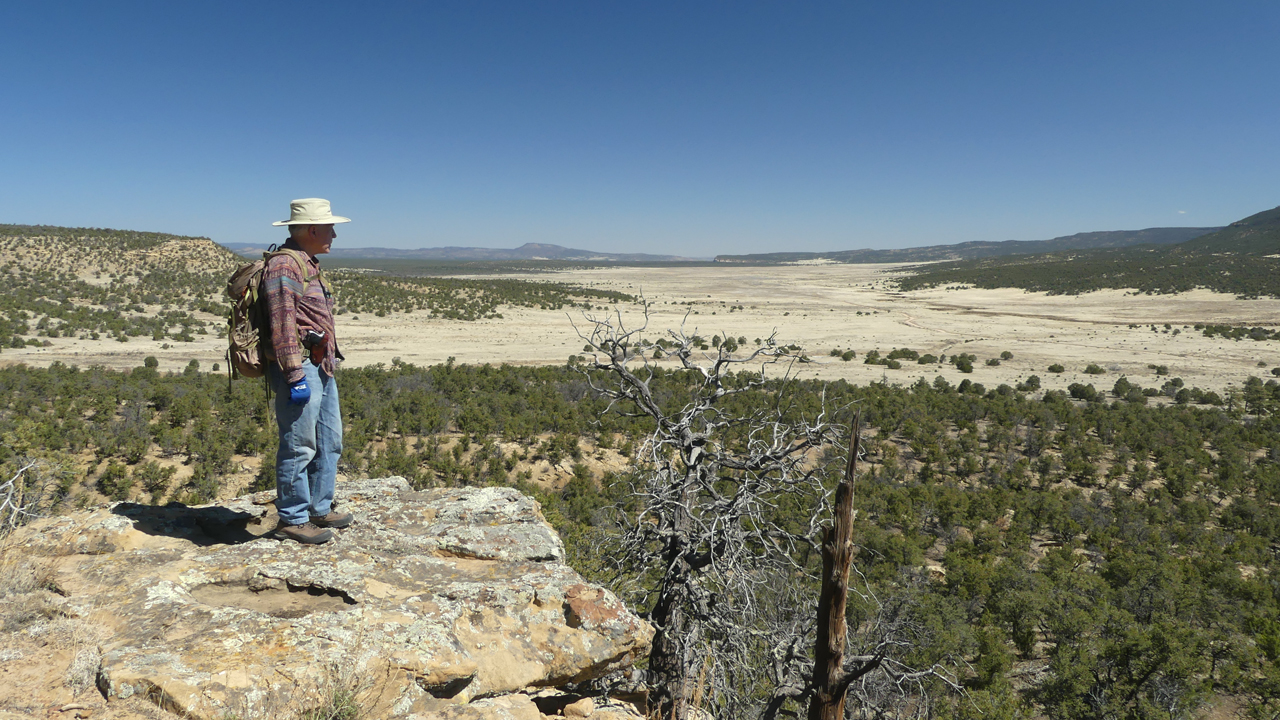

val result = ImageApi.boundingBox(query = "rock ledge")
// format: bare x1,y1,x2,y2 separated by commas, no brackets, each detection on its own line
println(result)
5,477,652,719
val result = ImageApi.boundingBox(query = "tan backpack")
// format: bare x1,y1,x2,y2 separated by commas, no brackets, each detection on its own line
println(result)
225,247,316,378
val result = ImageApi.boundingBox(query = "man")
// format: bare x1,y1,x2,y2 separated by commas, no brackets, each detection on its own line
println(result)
266,198,354,544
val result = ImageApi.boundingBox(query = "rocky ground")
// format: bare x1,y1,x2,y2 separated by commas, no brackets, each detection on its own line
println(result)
0,478,651,720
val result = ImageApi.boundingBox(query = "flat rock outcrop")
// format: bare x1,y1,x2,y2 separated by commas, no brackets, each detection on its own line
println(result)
3,477,652,719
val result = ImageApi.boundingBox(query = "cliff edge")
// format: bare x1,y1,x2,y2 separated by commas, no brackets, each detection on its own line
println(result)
0,477,651,719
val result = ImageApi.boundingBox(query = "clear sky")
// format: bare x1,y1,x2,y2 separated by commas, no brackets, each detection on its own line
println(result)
2,2,1277,257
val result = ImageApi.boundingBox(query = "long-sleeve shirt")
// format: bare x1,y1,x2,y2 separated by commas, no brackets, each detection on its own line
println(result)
263,240,340,383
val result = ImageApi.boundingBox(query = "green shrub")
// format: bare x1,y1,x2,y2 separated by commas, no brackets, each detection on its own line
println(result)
1048,364,1065,373
1112,377,1134,397
133,461,177,501
1068,383,1099,402
97,460,132,500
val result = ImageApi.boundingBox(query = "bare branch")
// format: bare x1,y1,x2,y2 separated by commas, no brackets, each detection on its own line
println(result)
1,459,49,536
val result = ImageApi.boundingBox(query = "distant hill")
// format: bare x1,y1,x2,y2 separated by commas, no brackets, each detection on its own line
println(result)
218,241,698,263
0,224,642,350
0,224,243,346
1174,205,1280,256
897,206,1280,298
714,226,1219,264
0,223,241,278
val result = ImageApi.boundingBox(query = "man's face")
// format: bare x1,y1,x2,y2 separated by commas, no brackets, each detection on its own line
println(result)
296,224,336,256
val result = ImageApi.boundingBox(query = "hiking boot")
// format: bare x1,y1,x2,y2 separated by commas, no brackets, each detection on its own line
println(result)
276,521,333,545
309,511,354,529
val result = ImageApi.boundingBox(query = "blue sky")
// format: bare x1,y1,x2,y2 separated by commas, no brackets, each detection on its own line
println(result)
2,2,1277,257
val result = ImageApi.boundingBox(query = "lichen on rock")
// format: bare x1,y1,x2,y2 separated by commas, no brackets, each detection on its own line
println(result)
3,477,652,719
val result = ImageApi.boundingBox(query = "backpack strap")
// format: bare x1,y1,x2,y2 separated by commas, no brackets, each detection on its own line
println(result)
268,247,331,296
264,247,315,286
262,247,331,352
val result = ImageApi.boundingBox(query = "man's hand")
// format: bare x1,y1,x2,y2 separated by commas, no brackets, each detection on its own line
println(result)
289,379,311,405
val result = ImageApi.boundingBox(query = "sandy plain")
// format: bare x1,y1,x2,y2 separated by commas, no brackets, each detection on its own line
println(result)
6,262,1279,397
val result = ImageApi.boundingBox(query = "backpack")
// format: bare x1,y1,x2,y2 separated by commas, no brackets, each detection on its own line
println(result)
225,247,317,379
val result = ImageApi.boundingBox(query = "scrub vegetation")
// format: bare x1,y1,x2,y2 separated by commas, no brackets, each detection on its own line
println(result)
5,352,1280,717
326,273,634,320
8,221,1280,717
897,205,1280,300
0,225,636,347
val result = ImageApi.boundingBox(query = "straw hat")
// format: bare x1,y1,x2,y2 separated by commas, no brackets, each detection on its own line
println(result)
272,198,351,226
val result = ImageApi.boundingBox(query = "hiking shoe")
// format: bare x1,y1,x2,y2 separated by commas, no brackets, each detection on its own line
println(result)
309,511,354,529
276,521,334,545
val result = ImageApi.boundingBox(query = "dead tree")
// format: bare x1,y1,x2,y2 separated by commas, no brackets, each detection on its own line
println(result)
573,305,837,720
810,412,867,720
756,426,961,720
0,459,59,537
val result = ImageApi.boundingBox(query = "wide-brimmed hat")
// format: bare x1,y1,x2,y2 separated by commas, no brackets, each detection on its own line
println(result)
272,198,351,226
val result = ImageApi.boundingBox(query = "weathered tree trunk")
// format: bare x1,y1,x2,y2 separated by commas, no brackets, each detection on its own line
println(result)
809,413,861,720
648,471,698,720
574,312,842,719
647,571,692,719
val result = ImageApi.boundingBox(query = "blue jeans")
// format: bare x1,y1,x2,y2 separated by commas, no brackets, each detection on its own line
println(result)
271,362,343,525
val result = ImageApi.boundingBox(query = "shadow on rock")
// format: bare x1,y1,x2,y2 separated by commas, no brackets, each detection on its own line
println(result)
110,500,276,546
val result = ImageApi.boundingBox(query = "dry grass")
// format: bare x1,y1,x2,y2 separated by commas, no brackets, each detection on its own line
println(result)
0,531,115,718
0,542,61,633
213,655,392,720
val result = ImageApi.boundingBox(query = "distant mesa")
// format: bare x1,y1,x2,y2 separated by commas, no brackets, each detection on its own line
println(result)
1173,204,1280,256
217,241,699,263
714,226,1221,265
896,204,1280,297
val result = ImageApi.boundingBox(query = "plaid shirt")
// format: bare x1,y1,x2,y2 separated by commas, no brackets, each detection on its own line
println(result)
264,240,340,383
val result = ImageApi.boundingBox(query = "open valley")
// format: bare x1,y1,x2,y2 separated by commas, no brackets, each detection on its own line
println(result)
7,262,1279,400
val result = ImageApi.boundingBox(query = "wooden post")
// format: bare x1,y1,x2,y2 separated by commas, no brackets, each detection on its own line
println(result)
808,411,861,720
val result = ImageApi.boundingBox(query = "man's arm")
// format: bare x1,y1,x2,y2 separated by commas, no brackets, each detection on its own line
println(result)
264,256,307,384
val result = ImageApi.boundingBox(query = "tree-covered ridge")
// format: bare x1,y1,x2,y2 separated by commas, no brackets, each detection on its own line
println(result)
0,230,238,346
7,360,1280,716
1178,204,1280,255
0,226,242,282
0,223,219,252
714,227,1217,265
0,225,638,346
897,248,1280,298
327,272,636,320
898,204,1280,298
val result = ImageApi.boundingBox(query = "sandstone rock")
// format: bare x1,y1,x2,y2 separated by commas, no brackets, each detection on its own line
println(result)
5,478,652,719
563,696,595,717
586,701,646,720
423,692,543,719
